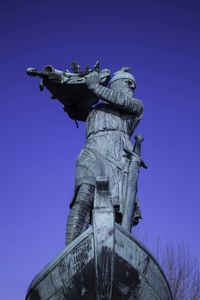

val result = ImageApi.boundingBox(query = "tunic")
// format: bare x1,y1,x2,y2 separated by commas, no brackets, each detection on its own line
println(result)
72,86,143,210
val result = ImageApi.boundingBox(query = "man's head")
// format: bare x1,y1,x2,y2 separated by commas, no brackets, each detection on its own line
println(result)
109,67,136,93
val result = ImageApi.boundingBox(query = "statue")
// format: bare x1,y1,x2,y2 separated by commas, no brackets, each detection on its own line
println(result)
27,62,144,244
26,62,172,300
65,67,144,245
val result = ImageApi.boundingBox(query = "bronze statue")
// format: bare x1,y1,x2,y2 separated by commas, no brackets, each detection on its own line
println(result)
65,67,144,245
27,62,144,245
26,62,172,300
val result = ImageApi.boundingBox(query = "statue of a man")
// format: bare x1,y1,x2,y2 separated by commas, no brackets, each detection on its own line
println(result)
66,68,144,245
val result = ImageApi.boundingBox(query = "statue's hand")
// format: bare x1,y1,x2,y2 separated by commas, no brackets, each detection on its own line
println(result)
85,71,100,89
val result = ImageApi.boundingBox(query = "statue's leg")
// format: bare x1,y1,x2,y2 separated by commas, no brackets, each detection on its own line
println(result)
65,183,94,245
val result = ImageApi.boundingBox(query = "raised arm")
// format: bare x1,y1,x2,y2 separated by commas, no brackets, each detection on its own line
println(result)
90,83,143,116
85,72,144,116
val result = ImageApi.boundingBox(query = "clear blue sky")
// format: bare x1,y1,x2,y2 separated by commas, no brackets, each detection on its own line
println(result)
0,0,200,299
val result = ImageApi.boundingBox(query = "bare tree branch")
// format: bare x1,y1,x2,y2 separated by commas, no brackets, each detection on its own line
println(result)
156,239,200,300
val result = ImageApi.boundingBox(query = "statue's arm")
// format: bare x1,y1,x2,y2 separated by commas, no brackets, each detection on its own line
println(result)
85,72,143,116
89,83,143,116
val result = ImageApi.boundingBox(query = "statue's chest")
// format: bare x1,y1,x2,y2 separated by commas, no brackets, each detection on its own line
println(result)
87,104,135,131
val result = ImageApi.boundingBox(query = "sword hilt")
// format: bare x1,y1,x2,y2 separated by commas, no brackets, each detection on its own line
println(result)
133,133,148,169
133,133,144,156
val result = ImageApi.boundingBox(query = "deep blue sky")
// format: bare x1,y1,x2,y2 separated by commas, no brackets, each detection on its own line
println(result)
1,1,200,299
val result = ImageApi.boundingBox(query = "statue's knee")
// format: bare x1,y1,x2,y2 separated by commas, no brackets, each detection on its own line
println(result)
74,184,95,207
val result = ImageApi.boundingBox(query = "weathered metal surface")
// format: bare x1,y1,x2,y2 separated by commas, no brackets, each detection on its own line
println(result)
26,64,111,111
115,224,172,300
64,67,144,245
112,254,139,299
26,64,172,300
26,223,172,300
93,177,115,300
26,228,94,300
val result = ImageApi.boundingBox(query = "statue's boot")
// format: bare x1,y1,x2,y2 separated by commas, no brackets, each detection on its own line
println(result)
65,184,94,245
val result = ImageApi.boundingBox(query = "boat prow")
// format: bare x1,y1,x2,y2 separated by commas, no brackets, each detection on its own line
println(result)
26,177,172,300
26,223,171,300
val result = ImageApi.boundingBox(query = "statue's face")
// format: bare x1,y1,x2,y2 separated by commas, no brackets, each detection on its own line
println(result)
124,79,136,91
110,79,135,97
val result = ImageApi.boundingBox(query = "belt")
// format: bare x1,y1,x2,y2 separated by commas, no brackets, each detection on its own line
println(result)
87,129,130,140
84,144,135,173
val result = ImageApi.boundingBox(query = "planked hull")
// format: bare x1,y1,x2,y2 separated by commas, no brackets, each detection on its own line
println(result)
26,224,172,300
